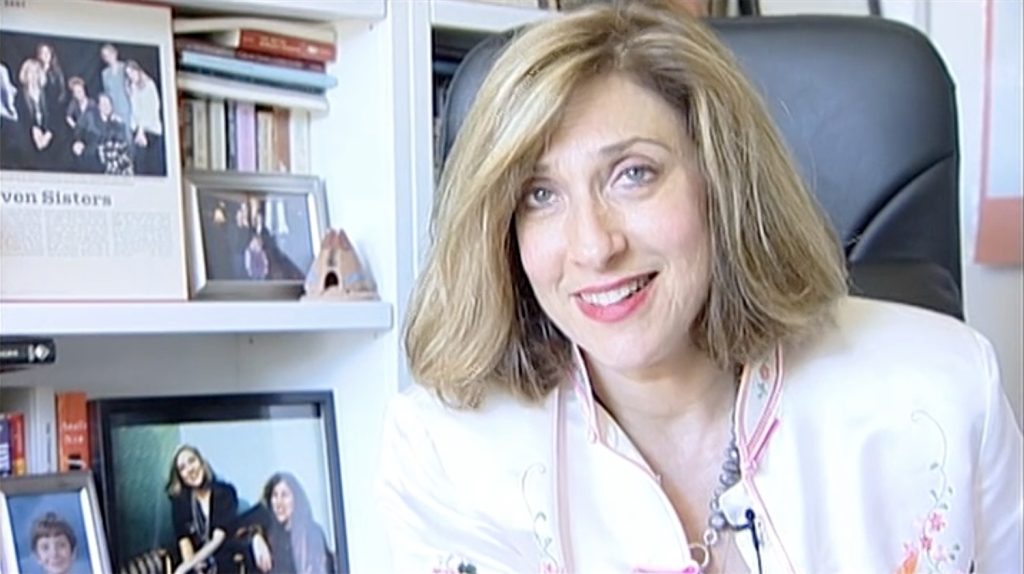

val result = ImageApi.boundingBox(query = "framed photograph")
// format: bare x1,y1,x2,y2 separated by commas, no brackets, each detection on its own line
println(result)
183,171,329,299
0,471,113,574
0,0,187,301
89,391,348,573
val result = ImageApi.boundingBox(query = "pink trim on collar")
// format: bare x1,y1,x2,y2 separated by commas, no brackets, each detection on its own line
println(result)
736,344,784,471
570,345,601,440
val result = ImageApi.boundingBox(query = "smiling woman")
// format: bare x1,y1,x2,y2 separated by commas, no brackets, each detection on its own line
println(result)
378,1,1023,573
165,444,239,574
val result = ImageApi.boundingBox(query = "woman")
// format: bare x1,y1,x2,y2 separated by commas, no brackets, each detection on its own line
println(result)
36,43,67,161
125,59,164,175
94,92,132,175
65,77,102,173
377,2,1023,574
245,473,334,574
166,445,239,574
13,58,56,170
36,43,66,113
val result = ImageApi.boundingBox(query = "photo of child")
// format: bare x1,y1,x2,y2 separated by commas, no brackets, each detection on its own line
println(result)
6,491,93,574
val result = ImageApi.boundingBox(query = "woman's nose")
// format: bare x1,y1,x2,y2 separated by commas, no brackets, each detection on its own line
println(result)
567,200,625,269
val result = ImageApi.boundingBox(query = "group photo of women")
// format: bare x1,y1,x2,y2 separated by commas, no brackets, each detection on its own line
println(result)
0,30,166,176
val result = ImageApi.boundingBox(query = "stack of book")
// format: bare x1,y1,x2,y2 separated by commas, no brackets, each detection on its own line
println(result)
172,17,337,173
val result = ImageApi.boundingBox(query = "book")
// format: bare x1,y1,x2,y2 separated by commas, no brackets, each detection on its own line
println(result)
208,98,228,171
235,102,258,172
174,37,327,73
0,337,56,368
210,28,337,64
177,49,338,91
177,71,329,113
272,107,291,173
190,97,210,170
7,412,27,476
256,108,276,173
1,385,57,474
56,392,89,472
290,109,312,175
0,415,10,477
173,16,336,45
226,101,239,170
179,97,195,169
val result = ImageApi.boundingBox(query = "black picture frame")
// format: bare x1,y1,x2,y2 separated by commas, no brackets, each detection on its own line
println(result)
89,391,348,574
0,471,113,574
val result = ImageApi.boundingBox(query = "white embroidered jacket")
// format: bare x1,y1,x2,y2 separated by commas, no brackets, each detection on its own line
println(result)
377,297,1023,574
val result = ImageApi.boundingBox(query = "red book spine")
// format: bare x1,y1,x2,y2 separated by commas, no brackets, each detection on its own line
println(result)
175,38,327,73
238,30,336,64
8,412,26,476
56,392,90,472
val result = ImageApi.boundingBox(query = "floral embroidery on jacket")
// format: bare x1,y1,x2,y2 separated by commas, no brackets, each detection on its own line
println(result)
894,411,967,574
521,462,565,573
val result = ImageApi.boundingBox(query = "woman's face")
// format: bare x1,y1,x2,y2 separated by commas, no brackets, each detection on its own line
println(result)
37,45,52,65
34,534,73,574
515,73,710,381
126,66,139,83
98,95,112,117
175,449,205,488
270,481,295,525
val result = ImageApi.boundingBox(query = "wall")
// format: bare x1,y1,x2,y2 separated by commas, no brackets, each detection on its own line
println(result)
760,0,1024,426
926,0,1023,426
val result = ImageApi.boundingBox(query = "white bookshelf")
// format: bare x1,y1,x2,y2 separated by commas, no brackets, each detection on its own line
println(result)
0,0,546,571
431,0,554,32
0,301,392,336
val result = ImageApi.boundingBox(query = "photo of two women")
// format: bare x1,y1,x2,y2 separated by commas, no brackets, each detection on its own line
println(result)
107,421,344,574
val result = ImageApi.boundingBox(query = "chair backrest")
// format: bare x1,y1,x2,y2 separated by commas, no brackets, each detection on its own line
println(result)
438,15,963,318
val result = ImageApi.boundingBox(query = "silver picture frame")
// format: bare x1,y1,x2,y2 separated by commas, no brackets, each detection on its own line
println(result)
0,471,113,574
183,171,329,300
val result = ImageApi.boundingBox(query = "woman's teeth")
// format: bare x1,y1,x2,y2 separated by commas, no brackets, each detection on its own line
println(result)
579,276,650,306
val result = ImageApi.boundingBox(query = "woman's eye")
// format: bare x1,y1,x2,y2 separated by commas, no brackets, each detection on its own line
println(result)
616,164,656,186
523,186,556,209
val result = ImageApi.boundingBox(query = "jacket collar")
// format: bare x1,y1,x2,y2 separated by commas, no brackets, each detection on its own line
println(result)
569,344,784,469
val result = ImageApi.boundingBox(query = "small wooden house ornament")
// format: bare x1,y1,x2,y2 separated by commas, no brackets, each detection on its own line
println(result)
302,229,378,301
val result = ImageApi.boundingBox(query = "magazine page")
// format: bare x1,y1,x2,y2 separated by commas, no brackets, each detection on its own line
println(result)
0,0,186,300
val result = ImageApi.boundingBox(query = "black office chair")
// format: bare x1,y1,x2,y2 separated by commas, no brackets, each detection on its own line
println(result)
438,15,963,319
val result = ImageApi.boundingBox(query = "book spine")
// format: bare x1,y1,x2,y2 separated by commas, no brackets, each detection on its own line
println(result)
235,101,258,172
0,414,10,477
238,30,337,63
256,108,275,173
176,72,330,113
226,100,238,170
0,337,56,366
8,412,26,476
32,387,57,474
289,109,311,175
272,107,291,173
180,98,195,170
56,392,90,472
192,97,210,170
175,38,327,72
208,98,228,171
178,51,337,90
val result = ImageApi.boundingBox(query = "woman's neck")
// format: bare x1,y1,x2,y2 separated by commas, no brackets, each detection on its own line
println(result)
587,347,735,430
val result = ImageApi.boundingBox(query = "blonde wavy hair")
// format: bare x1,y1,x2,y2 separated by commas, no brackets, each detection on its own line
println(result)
405,0,847,408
